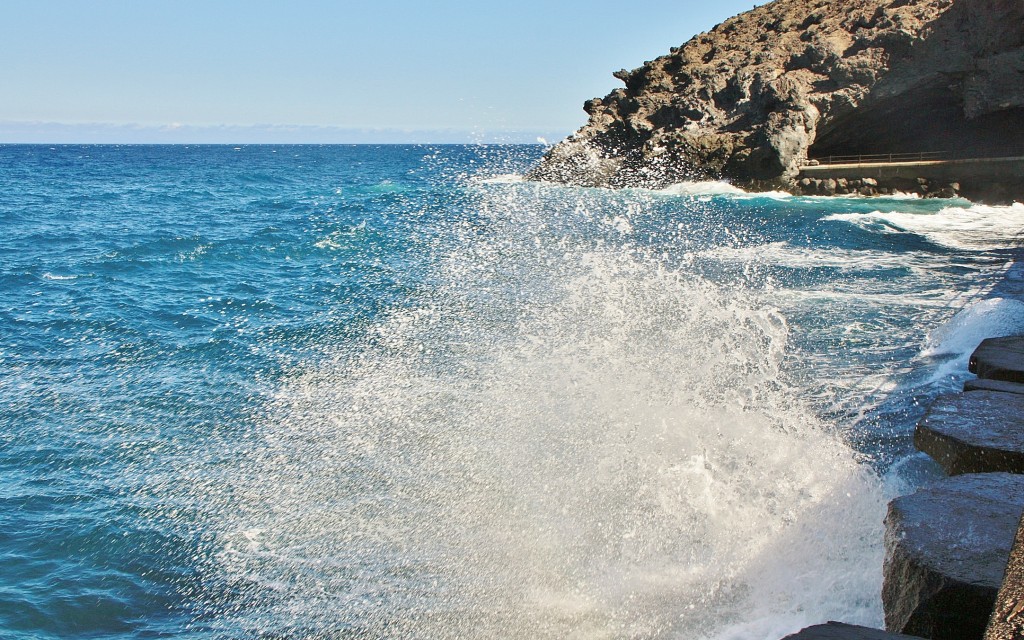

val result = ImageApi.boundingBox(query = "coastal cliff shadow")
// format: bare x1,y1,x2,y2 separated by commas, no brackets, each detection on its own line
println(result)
811,0,1024,160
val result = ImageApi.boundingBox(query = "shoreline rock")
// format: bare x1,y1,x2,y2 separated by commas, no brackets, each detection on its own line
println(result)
882,473,1024,640
914,391,1024,475
781,622,924,639
528,0,1024,203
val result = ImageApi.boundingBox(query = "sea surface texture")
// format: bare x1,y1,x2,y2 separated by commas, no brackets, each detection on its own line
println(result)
2,145,1022,639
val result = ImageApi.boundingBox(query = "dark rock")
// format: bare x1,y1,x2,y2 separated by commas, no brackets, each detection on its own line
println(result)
915,391,1024,475
964,378,1024,395
780,621,924,639
883,473,1024,640
985,514,1024,640
970,336,1024,383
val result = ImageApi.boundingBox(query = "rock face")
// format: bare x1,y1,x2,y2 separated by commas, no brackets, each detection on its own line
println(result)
528,0,1024,191
883,473,1024,640
985,513,1024,640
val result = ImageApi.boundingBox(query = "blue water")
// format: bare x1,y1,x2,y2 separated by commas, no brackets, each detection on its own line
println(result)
1,144,1021,639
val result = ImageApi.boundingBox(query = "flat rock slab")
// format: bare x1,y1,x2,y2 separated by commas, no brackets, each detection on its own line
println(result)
965,378,1024,395
915,391,1024,475
971,336,1024,383
780,621,924,639
884,473,1024,640
985,513,1024,639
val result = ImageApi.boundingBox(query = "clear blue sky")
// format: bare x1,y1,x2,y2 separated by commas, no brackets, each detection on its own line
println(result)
1,0,758,143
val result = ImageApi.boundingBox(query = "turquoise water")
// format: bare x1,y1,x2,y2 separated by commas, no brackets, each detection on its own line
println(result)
1,144,1022,639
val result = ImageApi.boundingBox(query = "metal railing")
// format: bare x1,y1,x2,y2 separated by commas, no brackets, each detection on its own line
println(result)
804,151,949,166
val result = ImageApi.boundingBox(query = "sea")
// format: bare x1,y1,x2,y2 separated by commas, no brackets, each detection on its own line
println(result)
2,143,1023,640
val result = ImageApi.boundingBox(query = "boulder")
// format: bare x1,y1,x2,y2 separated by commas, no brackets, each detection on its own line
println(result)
883,473,1024,640
915,391,1024,475
780,621,924,639
970,336,1024,383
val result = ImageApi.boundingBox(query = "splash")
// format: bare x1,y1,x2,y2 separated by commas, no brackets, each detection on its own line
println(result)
187,184,886,639
653,181,793,200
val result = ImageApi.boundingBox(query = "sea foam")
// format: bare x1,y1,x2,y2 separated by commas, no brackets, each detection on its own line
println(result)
823,202,1024,250
193,184,886,639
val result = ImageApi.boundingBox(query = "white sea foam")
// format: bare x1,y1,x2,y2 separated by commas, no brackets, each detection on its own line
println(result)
657,181,747,196
476,173,525,184
920,297,1024,384
191,187,886,639
923,297,1024,357
654,181,794,200
823,202,1024,250
695,241,940,273
41,273,78,281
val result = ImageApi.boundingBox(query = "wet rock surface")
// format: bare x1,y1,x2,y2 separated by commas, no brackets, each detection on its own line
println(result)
528,0,1024,194
964,378,1024,396
781,622,923,639
915,391,1024,475
971,337,1024,384
883,473,1024,640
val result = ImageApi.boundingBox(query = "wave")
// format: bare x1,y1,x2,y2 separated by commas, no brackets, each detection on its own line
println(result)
653,181,795,200
920,297,1024,384
186,188,886,639
823,202,1024,250
693,241,943,273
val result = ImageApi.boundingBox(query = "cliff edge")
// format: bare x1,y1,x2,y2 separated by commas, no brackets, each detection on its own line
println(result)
527,0,1024,191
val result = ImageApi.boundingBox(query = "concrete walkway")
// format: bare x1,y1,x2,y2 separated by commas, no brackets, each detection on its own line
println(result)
800,156,1024,182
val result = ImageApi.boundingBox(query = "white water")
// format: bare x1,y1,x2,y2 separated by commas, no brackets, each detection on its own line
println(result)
823,201,1024,250
187,186,890,639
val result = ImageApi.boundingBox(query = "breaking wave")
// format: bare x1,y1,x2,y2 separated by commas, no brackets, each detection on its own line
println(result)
185,185,886,639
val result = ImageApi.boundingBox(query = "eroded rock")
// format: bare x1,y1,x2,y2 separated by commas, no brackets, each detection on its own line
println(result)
528,0,1024,192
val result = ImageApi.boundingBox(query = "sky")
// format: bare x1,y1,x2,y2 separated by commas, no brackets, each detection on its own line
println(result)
1,0,758,143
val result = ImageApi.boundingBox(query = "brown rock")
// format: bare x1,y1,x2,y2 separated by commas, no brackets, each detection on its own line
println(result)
528,0,1024,190
985,514,1024,640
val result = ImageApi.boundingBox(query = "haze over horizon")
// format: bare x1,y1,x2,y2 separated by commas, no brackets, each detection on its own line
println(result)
2,0,756,143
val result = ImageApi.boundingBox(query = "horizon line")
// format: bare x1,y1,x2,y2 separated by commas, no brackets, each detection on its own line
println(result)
0,120,572,145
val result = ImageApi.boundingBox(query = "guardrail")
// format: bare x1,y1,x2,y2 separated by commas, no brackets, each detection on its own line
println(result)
804,151,949,166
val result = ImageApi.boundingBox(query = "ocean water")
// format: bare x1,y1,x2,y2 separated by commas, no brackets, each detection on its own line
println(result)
1,144,1022,640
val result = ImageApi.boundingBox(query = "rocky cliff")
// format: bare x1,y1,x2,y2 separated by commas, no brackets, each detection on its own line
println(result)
527,0,1024,191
